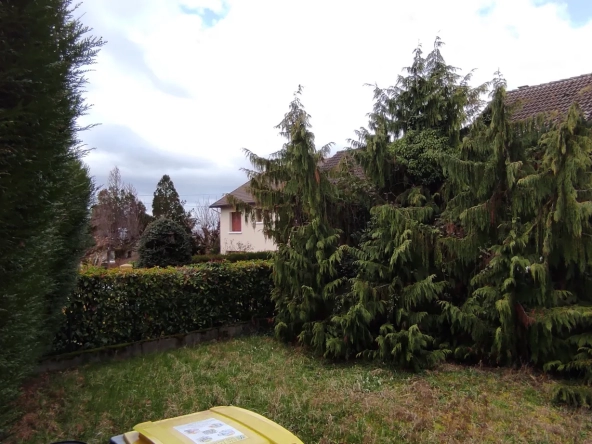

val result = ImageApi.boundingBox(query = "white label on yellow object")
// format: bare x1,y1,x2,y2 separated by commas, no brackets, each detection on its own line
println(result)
174,418,247,443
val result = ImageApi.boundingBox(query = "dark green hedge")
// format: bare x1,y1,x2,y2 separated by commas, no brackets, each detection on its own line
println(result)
191,251,274,264
51,261,274,355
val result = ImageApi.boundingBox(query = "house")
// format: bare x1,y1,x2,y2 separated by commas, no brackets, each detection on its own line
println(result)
505,72,592,122
212,73,592,254
84,232,139,268
209,182,275,254
210,149,360,253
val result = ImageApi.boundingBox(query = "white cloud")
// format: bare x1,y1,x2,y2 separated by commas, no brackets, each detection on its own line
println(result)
77,0,592,199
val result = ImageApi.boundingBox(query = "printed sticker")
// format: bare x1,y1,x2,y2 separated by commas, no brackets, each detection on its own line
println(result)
174,418,247,444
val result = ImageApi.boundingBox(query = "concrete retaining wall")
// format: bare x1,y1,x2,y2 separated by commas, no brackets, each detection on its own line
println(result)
37,322,260,373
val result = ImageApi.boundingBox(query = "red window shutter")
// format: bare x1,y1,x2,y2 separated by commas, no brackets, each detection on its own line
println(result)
231,212,241,232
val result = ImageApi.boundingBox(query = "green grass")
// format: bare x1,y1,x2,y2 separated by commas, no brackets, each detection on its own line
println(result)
9,336,592,444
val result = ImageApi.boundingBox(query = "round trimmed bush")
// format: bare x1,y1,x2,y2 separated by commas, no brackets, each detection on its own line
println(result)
137,218,192,268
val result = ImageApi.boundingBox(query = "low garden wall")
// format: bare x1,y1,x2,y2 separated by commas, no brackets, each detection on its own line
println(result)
39,322,264,372
50,261,274,356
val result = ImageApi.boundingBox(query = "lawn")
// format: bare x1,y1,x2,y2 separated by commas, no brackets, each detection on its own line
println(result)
9,335,592,444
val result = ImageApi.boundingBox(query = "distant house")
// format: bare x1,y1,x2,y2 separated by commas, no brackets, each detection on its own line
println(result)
210,149,361,254
212,73,592,254
209,182,274,254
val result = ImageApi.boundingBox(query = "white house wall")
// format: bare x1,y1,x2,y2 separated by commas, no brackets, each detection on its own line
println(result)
219,207,276,254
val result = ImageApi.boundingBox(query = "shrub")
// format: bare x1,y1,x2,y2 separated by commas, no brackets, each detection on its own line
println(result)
137,218,192,268
51,261,274,354
191,251,274,264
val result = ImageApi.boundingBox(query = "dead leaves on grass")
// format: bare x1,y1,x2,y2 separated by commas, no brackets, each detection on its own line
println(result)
8,372,85,443
305,366,590,443
7,339,592,444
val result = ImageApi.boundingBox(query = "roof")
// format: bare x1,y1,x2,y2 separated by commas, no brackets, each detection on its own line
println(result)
320,150,349,170
320,149,365,178
210,150,365,208
320,149,365,180
505,73,592,122
210,181,255,208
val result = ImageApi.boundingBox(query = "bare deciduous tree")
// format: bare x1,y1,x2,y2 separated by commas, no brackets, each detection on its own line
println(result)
192,199,220,254
87,167,150,265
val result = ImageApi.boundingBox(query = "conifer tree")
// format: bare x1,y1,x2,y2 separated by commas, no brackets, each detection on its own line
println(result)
228,38,592,389
232,87,344,351
336,38,487,369
439,80,592,378
325,154,376,248
152,175,191,227
438,78,527,363
520,104,592,384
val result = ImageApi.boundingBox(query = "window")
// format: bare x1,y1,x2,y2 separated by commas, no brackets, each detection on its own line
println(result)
230,211,242,232
255,208,263,223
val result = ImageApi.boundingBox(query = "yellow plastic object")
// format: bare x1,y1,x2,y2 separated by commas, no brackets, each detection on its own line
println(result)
121,406,303,444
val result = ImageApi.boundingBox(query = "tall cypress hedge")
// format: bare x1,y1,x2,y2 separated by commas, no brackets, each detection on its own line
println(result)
0,0,103,435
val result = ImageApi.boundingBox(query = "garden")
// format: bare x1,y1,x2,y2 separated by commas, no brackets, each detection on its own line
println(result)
10,336,592,444
2,2,592,441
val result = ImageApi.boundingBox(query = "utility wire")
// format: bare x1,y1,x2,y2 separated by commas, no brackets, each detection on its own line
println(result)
135,194,224,197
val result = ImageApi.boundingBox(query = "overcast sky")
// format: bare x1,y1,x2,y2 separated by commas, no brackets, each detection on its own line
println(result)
75,0,592,212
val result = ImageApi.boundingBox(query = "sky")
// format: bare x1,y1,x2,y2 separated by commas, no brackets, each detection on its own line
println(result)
75,0,592,212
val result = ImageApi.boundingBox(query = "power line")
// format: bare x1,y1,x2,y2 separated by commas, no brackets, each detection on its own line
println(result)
137,198,220,202
136,198,220,203
135,194,224,197
136,198,219,209
137,203,217,209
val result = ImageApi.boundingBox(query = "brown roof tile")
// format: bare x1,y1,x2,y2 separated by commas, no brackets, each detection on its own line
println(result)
212,150,366,207
210,181,255,208
320,149,365,179
506,73,592,122
320,150,349,170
